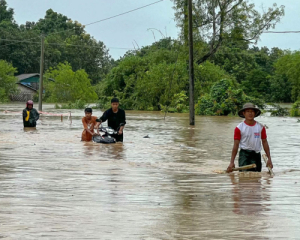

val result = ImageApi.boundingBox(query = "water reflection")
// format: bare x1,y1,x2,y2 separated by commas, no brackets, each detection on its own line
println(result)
229,173,271,216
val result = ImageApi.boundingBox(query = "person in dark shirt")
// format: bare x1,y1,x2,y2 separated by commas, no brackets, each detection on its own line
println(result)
23,100,40,127
96,98,126,142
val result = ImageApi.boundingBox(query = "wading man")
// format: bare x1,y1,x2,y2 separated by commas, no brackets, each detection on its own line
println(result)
23,100,39,127
96,98,126,142
227,103,273,173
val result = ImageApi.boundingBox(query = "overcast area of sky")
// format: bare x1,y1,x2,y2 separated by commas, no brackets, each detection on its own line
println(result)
7,0,300,59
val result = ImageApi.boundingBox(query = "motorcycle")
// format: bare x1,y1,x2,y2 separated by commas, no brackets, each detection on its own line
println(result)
92,125,117,144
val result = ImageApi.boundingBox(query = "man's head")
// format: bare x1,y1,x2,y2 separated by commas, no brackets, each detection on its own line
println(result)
111,98,119,111
238,103,261,119
26,100,33,110
84,108,93,119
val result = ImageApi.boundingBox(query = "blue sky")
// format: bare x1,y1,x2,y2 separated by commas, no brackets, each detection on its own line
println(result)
6,0,300,59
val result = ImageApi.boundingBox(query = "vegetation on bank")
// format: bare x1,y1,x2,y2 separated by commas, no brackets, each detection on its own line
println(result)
1,0,300,116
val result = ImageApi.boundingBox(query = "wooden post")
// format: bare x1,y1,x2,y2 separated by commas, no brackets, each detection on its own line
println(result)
188,0,195,125
38,35,45,111
69,111,72,124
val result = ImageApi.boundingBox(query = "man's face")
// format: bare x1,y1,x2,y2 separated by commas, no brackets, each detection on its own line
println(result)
85,112,92,119
243,109,255,120
27,104,33,110
111,102,119,111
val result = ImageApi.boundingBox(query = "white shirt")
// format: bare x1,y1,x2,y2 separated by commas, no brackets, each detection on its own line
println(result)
234,121,267,153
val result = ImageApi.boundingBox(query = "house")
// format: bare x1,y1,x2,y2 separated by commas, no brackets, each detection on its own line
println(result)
10,73,53,102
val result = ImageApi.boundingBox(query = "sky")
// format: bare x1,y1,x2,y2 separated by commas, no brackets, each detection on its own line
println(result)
6,0,300,59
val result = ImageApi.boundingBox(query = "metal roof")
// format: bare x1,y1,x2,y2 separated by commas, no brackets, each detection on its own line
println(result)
16,73,39,81
16,83,37,91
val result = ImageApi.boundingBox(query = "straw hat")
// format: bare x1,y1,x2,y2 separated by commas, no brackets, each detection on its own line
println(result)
238,103,261,118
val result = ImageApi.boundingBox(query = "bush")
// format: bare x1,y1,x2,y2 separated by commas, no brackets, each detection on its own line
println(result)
160,91,189,113
44,62,98,103
290,100,300,117
55,99,88,109
269,104,289,116
196,79,265,116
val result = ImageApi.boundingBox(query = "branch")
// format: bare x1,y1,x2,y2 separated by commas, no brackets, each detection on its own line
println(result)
225,0,243,15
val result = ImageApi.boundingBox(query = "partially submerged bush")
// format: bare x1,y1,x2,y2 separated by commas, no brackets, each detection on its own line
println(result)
196,79,265,116
290,100,300,117
269,104,289,116
55,99,88,109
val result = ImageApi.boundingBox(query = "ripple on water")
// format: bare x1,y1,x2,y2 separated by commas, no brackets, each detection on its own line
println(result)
0,104,300,239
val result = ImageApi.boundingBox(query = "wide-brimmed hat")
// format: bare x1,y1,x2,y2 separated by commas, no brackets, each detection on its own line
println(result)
238,103,261,118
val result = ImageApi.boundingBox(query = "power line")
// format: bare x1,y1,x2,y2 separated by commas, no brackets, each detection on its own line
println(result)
263,31,300,33
0,38,40,44
0,38,134,50
46,0,164,38
0,0,164,49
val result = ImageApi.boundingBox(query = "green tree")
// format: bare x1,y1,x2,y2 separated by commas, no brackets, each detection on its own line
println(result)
0,0,14,22
44,62,98,103
0,4,112,82
172,0,285,64
0,60,17,102
96,38,234,111
35,9,112,83
274,52,300,101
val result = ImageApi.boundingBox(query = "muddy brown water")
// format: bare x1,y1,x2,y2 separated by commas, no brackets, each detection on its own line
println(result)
0,103,299,239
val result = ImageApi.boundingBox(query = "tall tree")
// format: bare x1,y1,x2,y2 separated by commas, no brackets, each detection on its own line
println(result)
172,0,285,64
274,52,300,102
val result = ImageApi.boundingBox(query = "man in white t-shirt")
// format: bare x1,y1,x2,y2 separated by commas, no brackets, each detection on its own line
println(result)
227,103,273,173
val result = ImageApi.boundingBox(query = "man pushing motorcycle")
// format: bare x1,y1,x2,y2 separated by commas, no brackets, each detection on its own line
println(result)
95,98,126,142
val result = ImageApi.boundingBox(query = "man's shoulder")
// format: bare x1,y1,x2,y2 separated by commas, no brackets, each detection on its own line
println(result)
236,121,244,129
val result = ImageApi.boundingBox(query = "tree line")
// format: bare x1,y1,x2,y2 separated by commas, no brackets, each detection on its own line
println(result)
0,0,300,116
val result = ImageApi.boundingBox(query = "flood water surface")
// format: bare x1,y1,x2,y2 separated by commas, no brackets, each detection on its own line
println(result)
0,103,300,239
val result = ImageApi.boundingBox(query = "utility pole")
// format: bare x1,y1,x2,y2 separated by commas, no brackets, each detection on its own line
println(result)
38,35,45,111
188,0,195,125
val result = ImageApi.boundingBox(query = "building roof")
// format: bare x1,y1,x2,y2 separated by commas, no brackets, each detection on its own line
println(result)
16,73,55,83
17,73,39,81
16,82,37,92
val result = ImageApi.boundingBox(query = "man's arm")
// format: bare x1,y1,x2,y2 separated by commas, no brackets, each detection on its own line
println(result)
118,111,126,135
96,111,108,125
227,140,240,172
262,139,273,168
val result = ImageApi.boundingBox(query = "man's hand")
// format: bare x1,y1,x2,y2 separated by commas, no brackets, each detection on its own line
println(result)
118,129,123,135
227,163,235,173
266,159,273,169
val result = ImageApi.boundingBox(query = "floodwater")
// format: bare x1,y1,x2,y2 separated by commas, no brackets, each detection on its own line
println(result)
0,103,299,239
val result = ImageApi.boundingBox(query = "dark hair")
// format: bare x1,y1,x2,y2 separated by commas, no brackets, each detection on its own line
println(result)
84,108,92,113
111,97,119,103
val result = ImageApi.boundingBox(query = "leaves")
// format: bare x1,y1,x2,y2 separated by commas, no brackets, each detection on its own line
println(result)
44,62,98,103
0,60,17,102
